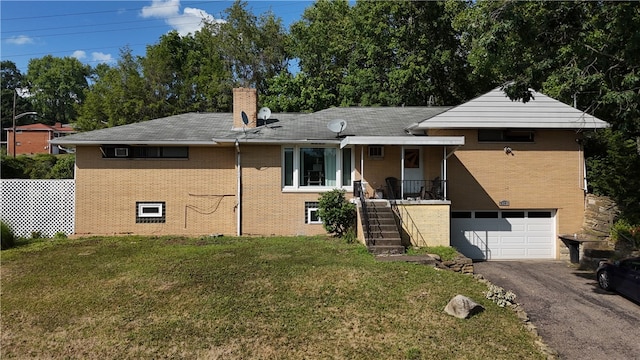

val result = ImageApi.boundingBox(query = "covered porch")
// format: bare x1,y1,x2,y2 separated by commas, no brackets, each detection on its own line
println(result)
341,136,465,201
343,136,465,251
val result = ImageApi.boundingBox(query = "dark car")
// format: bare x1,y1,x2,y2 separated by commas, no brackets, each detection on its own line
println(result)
597,257,640,302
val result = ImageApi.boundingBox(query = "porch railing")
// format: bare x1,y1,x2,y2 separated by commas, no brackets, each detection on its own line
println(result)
385,178,445,200
385,177,430,247
354,180,373,246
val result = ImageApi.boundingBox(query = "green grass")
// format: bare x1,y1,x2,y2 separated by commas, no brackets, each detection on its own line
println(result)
406,245,459,261
1,236,544,359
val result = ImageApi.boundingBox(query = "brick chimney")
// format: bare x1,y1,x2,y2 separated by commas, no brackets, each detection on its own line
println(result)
233,88,257,129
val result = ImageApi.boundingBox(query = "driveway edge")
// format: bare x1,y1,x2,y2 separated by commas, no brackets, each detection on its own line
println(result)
474,273,559,360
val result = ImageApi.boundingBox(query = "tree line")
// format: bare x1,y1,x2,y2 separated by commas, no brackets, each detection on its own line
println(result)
1,0,639,221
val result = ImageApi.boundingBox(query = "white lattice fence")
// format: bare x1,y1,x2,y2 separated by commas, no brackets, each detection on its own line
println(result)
1,179,75,238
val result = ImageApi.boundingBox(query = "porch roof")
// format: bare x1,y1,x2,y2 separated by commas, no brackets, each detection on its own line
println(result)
339,136,465,148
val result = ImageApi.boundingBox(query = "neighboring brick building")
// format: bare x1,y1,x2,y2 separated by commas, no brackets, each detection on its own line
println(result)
5,123,75,156
53,88,609,260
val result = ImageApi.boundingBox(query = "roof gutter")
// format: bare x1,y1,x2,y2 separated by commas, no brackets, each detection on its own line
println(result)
340,136,465,149
50,140,220,146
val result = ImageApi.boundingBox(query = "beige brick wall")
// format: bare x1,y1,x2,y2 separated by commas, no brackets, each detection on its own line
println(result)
75,146,237,236
431,129,586,257
75,129,585,256
239,145,328,236
398,203,450,247
75,144,330,237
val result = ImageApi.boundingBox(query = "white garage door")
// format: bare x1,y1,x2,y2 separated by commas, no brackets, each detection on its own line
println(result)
451,210,556,260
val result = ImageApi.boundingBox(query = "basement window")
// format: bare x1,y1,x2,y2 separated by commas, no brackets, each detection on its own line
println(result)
305,202,321,224
136,202,165,223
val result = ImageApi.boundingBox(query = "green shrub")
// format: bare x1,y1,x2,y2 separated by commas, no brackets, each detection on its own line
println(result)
342,228,356,243
49,155,75,179
611,219,640,250
1,221,16,250
318,189,356,238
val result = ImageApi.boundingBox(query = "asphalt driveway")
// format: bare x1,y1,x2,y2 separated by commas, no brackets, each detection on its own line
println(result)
474,261,640,360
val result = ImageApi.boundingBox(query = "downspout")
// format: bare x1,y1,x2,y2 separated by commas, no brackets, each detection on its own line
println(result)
235,139,241,236
578,138,587,191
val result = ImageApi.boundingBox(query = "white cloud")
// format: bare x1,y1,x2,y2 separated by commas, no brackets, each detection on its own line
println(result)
6,35,34,45
72,50,87,60
140,0,219,37
92,52,115,64
168,7,216,36
141,0,180,19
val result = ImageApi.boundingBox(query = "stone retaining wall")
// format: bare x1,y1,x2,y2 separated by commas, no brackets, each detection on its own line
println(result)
436,255,474,274
576,194,619,268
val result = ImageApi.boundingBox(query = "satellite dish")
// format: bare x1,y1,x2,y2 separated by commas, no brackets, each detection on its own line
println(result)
258,107,272,120
241,111,249,125
327,119,347,136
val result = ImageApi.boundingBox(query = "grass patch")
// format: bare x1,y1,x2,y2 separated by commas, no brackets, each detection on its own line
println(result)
406,245,459,261
1,236,544,359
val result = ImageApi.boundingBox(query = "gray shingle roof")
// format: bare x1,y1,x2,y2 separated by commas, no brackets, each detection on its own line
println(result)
52,107,451,146
416,87,610,130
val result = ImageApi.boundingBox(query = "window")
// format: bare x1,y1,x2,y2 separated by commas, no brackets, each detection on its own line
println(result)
136,202,165,223
283,146,353,188
478,129,535,143
528,211,552,218
404,148,420,168
305,202,321,224
342,148,352,186
451,211,472,218
475,211,499,218
502,211,525,218
368,145,384,158
102,145,188,159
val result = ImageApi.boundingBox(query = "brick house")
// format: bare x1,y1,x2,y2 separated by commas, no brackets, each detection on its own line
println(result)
6,122,75,156
52,88,609,260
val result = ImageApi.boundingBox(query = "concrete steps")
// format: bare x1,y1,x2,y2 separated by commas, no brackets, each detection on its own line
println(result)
362,201,404,255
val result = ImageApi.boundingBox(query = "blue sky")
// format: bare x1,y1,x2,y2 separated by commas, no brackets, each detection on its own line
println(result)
1,0,314,74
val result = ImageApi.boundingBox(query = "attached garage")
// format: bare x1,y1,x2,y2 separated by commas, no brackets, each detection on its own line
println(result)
451,210,556,260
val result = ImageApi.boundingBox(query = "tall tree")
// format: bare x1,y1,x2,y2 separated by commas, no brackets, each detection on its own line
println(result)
76,48,148,130
1,61,33,141
211,0,290,94
454,0,640,219
289,0,353,111
142,31,195,116
343,0,473,106
26,55,91,124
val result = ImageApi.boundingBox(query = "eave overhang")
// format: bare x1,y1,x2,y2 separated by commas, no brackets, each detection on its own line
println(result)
213,138,343,145
414,121,610,130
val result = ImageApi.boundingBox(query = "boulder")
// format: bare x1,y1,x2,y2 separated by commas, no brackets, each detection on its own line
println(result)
444,294,484,319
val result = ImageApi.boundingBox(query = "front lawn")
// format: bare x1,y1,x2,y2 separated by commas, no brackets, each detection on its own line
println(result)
1,236,544,359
